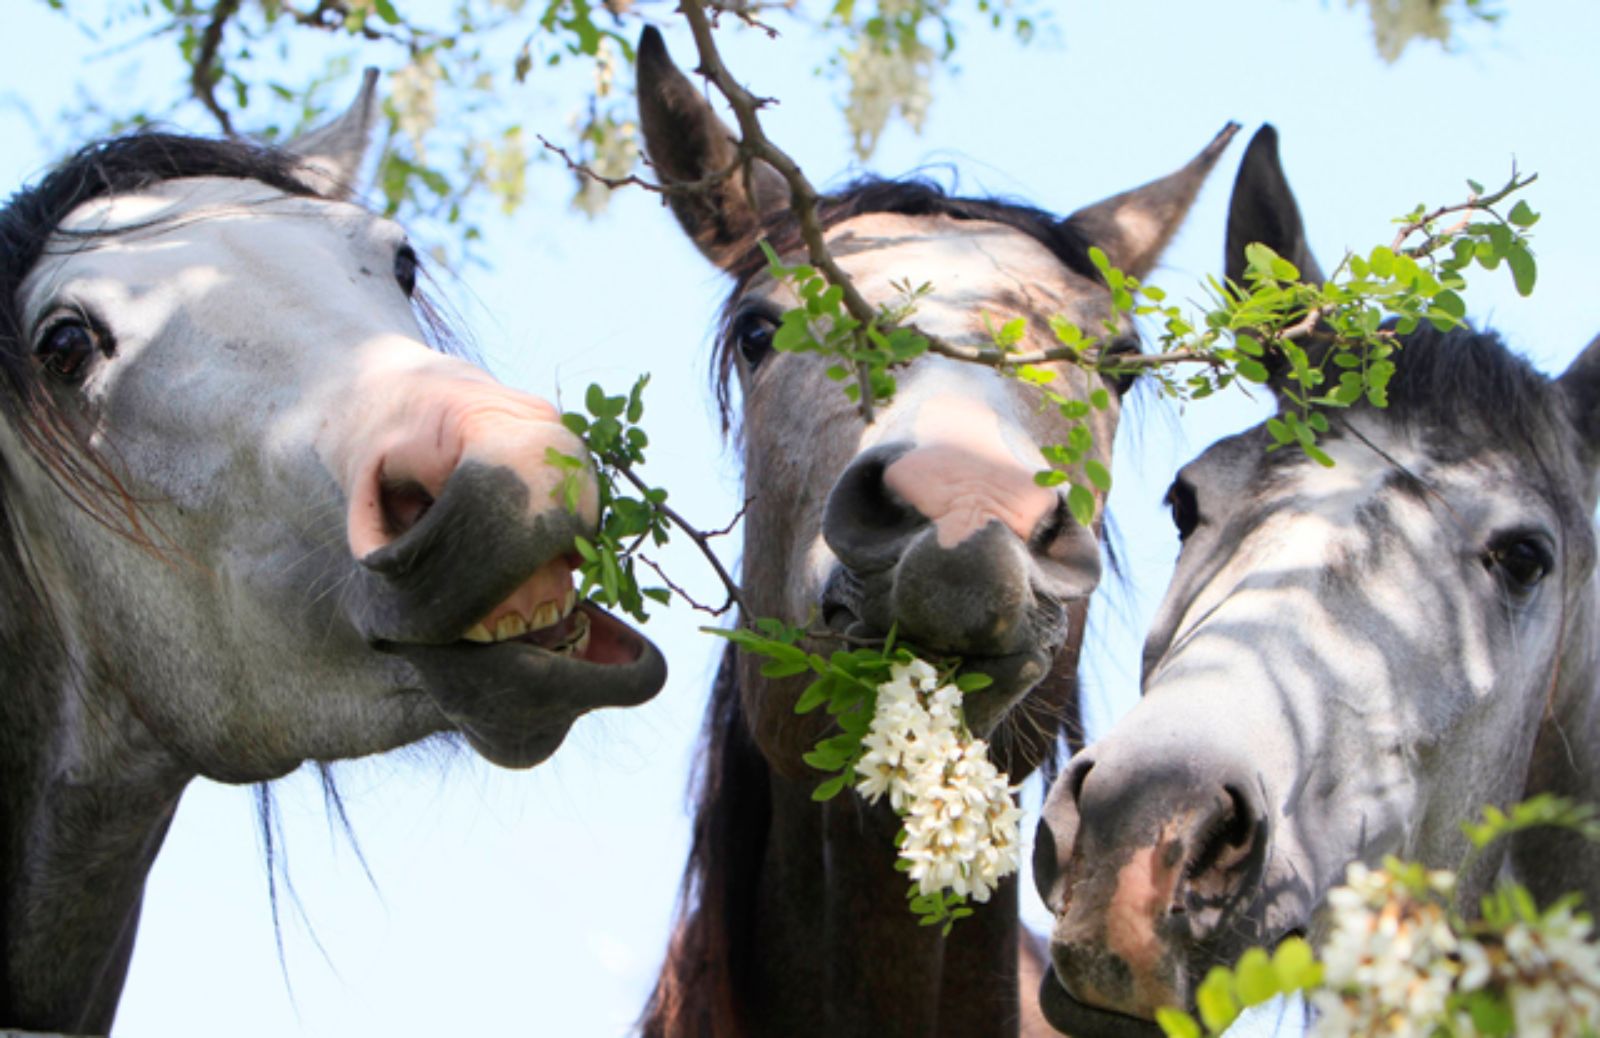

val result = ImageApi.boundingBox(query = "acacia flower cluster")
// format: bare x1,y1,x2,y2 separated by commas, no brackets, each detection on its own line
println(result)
1311,862,1600,1037
854,659,1023,903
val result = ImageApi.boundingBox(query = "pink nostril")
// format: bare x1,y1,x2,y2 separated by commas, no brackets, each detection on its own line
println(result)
381,480,435,538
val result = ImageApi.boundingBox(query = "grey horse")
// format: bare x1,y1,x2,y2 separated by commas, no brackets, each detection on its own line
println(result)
1034,126,1600,1036
0,79,664,1032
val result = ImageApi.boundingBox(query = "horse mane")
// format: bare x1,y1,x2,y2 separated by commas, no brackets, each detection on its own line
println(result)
708,176,1101,436
640,644,769,1038
1350,322,1561,448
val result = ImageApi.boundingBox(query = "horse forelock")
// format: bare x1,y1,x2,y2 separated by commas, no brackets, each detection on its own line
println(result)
708,176,1101,439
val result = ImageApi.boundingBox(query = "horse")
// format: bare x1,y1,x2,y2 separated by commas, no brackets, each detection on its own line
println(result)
631,26,1236,1037
0,75,667,1032
1033,125,1600,1037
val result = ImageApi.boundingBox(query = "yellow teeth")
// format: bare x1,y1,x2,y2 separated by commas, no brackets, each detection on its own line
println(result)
494,613,528,640
530,600,562,631
461,586,582,645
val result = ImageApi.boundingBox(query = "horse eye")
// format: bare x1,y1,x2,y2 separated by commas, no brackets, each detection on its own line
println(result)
732,311,778,370
1165,479,1200,542
34,318,102,384
1099,335,1142,394
1486,535,1552,592
394,245,419,298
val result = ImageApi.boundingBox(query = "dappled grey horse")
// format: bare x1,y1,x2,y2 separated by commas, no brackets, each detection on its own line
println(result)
0,78,665,1032
1034,126,1600,1037
633,27,1235,1038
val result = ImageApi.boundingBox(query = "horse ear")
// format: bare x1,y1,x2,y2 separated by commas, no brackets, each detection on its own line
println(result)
1225,125,1325,287
286,68,381,200
1557,334,1600,470
636,26,789,269
1063,122,1239,279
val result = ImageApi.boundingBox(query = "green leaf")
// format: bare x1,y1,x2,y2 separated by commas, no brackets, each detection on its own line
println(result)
811,772,849,801
1234,947,1277,1006
585,383,605,416
1507,199,1539,228
1195,967,1239,1034
1034,469,1068,487
1506,245,1537,297
996,316,1027,348
954,672,993,692
1067,484,1096,527
1085,459,1112,493
1269,937,1322,991
1463,990,1514,1036
1155,1007,1202,1038
1236,359,1270,384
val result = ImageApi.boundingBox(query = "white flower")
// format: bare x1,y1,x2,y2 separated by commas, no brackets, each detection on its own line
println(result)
853,660,1023,913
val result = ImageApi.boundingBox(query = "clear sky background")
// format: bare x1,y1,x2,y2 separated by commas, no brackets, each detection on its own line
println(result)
3,2,1599,1034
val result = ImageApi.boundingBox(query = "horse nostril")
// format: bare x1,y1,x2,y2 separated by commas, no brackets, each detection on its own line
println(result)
1067,757,1094,806
381,479,435,539
823,444,924,571
1177,782,1264,937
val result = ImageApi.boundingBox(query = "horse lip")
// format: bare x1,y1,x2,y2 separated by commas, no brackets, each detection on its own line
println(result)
380,603,668,768
1038,972,1166,1038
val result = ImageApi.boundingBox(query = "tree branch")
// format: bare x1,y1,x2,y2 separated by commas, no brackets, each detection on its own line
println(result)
191,0,241,135
1393,168,1538,258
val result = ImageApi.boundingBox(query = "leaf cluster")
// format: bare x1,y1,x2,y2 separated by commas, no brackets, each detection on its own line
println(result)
552,376,673,621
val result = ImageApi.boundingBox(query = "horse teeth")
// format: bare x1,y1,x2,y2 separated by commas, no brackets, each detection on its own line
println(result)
562,588,577,616
571,613,591,657
462,623,493,643
530,600,561,631
494,613,528,640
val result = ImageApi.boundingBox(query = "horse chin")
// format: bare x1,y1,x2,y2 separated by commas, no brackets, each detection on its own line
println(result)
1039,973,1166,1038
819,568,1070,737
384,603,667,768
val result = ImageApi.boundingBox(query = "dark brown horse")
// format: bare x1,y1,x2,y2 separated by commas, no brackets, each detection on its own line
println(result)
0,80,664,1032
634,27,1234,1037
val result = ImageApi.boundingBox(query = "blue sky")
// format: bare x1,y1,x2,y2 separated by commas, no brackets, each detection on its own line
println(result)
4,2,1599,1034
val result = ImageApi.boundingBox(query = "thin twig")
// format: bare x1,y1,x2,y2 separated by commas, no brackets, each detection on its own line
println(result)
538,133,742,197
638,554,735,616
610,458,750,617
1392,169,1538,258
191,0,241,135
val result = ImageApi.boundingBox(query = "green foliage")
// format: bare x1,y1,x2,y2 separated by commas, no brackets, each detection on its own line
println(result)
760,240,934,407
552,375,672,621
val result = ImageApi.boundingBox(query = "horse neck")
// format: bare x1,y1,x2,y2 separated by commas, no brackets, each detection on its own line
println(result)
0,541,189,1033
645,647,1043,1038
1511,558,1600,910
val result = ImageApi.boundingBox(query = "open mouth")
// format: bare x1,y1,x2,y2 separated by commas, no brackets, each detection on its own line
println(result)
447,556,637,666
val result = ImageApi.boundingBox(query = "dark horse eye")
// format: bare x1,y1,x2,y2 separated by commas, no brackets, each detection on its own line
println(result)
35,318,102,384
394,244,419,298
1486,535,1553,592
1099,334,1143,395
1165,478,1200,542
731,311,778,370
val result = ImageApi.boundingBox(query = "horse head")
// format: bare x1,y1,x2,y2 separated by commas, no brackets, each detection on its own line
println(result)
1034,126,1600,1036
637,26,1234,773
0,77,664,1031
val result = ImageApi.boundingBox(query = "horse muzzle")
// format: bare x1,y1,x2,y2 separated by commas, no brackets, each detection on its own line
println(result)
1034,740,1278,1028
345,460,667,767
819,442,1093,732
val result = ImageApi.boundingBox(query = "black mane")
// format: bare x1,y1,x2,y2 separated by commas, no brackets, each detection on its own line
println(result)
1367,322,1558,444
711,176,1100,429
0,133,318,385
